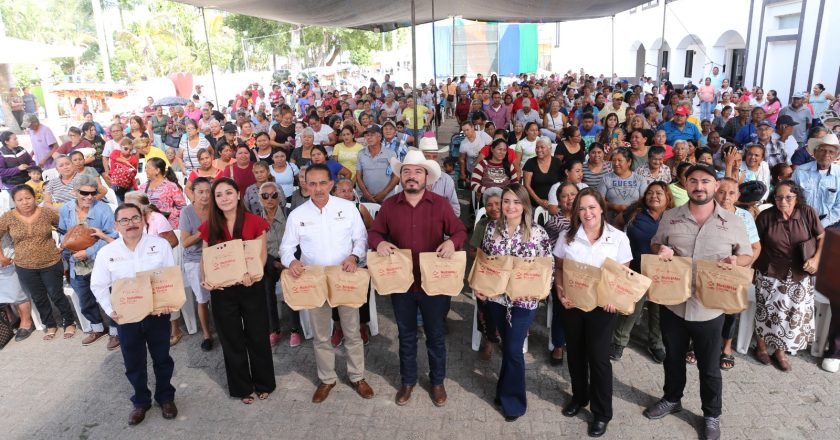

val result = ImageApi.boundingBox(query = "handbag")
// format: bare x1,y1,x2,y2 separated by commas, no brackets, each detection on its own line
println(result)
798,218,817,262
63,224,97,252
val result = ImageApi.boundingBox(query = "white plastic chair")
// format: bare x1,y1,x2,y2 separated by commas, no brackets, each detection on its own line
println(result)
533,206,550,227
42,168,59,183
368,281,380,336
812,291,833,357
361,202,381,219
736,285,757,354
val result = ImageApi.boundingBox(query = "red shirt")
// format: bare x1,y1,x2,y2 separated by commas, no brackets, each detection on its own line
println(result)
215,162,256,191
58,139,92,155
198,212,268,244
511,96,538,114
368,190,468,292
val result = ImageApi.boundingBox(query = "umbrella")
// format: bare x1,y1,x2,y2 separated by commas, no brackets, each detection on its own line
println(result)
153,96,190,107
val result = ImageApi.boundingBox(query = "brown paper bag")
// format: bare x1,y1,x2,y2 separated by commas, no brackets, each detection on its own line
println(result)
281,265,328,311
419,251,467,296
366,249,414,295
137,266,186,314
641,255,693,305
243,239,264,282
506,256,554,300
695,260,754,313
598,258,652,315
110,274,153,324
562,261,601,312
202,239,248,288
326,266,370,308
467,249,513,297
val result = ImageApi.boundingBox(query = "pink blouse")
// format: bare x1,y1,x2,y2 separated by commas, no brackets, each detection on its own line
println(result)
143,180,185,229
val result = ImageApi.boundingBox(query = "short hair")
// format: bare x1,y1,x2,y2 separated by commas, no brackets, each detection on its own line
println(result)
69,150,85,159
648,145,666,158
68,127,82,136
259,181,280,193
582,112,595,121
482,187,503,205
306,163,333,181
301,127,315,139
11,185,35,200
114,203,143,221
191,176,212,191
72,173,99,190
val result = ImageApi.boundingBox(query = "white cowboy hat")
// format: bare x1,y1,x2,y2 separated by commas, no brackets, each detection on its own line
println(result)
418,136,449,155
390,148,441,186
807,133,840,155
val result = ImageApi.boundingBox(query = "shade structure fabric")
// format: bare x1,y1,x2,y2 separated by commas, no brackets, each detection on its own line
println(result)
174,0,648,31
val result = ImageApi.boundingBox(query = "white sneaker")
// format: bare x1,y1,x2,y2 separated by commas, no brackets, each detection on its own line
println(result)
821,358,840,373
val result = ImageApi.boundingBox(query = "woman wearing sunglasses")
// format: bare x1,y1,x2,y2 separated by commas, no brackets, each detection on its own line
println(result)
244,161,278,216
258,181,287,347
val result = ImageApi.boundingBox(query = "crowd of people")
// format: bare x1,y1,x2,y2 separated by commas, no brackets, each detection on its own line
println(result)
1,68,840,440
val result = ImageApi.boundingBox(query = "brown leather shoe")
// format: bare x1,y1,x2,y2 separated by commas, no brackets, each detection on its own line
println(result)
350,379,375,399
107,336,121,351
395,385,414,406
82,331,107,346
311,382,336,403
161,401,178,419
128,407,148,426
430,384,447,407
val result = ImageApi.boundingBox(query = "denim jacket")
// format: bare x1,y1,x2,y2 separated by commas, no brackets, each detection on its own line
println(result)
793,161,840,228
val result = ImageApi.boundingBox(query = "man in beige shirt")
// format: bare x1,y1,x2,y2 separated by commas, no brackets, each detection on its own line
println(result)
644,164,752,440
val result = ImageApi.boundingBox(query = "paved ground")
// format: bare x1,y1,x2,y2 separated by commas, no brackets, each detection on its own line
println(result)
2,294,839,440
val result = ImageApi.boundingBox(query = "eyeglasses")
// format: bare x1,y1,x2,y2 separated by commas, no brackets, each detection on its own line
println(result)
260,192,279,200
78,189,97,197
774,195,796,202
116,215,142,226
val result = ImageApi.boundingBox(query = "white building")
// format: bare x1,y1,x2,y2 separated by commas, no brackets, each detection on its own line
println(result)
744,0,840,102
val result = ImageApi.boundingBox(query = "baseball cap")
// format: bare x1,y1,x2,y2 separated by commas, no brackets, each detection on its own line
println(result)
223,122,238,133
757,120,775,129
365,125,382,135
775,115,799,126
612,92,624,100
382,119,397,129
685,163,718,180
21,113,39,129
674,106,690,116
791,91,805,99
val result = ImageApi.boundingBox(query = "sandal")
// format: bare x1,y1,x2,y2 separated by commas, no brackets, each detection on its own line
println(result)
685,350,697,365
720,353,735,370
754,349,772,365
241,395,255,405
43,328,58,341
257,392,270,400
64,324,77,339
774,353,792,372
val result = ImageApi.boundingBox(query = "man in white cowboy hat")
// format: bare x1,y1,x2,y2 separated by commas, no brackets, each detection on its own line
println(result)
368,148,468,408
418,137,459,216
793,133,840,229
794,132,840,373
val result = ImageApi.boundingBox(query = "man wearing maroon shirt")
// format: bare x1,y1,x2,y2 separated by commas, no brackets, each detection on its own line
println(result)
368,149,467,408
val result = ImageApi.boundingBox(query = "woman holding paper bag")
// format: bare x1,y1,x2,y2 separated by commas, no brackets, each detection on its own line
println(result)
468,187,503,361
753,181,824,371
553,188,632,438
474,184,552,422
179,178,215,351
199,177,275,404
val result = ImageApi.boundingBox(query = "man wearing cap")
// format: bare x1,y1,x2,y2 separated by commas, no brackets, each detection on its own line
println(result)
514,98,541,127
418,138,459,216
644,164,752,440
778,92,812,145
381,120,408,161
22,114,60,169
598,92,630,124
753,120,787,167
772,115,800,163
734,107,768,147
793,133,840,228
368,149,467,407
357,125,399,203
661,106,702,146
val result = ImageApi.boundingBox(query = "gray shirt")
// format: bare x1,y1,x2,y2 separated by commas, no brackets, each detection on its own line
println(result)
778,105,812,144
597,171,647,218
514,109,542,127
178,204,203,263
357,147,396,196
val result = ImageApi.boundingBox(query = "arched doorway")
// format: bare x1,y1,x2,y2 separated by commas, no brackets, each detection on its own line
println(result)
631,41,646,79
713,30,746,89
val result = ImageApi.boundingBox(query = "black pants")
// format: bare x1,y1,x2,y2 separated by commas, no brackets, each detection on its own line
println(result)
721,313,738,340
660,307,724,417
211,281,276,398
563,307,616,422
15,262,75,329
263,260,281,333
117,314,175,408
825,301,840,359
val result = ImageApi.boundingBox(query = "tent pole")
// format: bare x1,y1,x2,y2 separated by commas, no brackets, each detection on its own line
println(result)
200,7,219,107
431,0,437,135
611,15,615,79
411,0,419,137
657,2,666,87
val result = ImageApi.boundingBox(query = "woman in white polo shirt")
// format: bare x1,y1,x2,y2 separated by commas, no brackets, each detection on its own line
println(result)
553,187,633,438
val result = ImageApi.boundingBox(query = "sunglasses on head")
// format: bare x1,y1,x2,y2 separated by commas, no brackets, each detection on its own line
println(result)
79,189,97,197
260,192,279,200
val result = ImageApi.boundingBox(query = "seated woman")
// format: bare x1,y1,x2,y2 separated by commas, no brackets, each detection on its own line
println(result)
467,187,503,361
470,139,520,201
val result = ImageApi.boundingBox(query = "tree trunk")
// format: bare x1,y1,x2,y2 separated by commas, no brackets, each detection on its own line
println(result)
0,64,23,133
325,46,341,66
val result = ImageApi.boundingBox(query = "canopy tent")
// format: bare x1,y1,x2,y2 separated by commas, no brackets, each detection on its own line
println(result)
175,0,648,31
0,37,84,64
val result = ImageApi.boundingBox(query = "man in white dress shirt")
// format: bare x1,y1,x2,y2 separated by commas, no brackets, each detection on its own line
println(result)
90,204,178,426
280,163,373,403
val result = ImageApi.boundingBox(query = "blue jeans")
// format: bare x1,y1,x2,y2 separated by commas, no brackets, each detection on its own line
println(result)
700,101,715,122
118,313,175,408
550,293,567,348
71,273,112,332
390,291,450,386
488,302,536,417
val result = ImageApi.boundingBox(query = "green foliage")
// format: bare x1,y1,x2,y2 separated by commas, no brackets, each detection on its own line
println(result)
11,64,39,88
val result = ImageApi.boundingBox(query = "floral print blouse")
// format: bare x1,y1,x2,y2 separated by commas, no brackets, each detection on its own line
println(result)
481,219,553,311
144,180,186,229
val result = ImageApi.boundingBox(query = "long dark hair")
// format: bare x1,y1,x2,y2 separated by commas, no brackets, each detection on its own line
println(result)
624,181,674,230
565,187,608,244
484,138,513,178
146,157,182,190
207,177,246,246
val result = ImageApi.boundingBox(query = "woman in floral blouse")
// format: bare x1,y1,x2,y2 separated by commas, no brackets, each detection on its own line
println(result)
475,183,552,422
